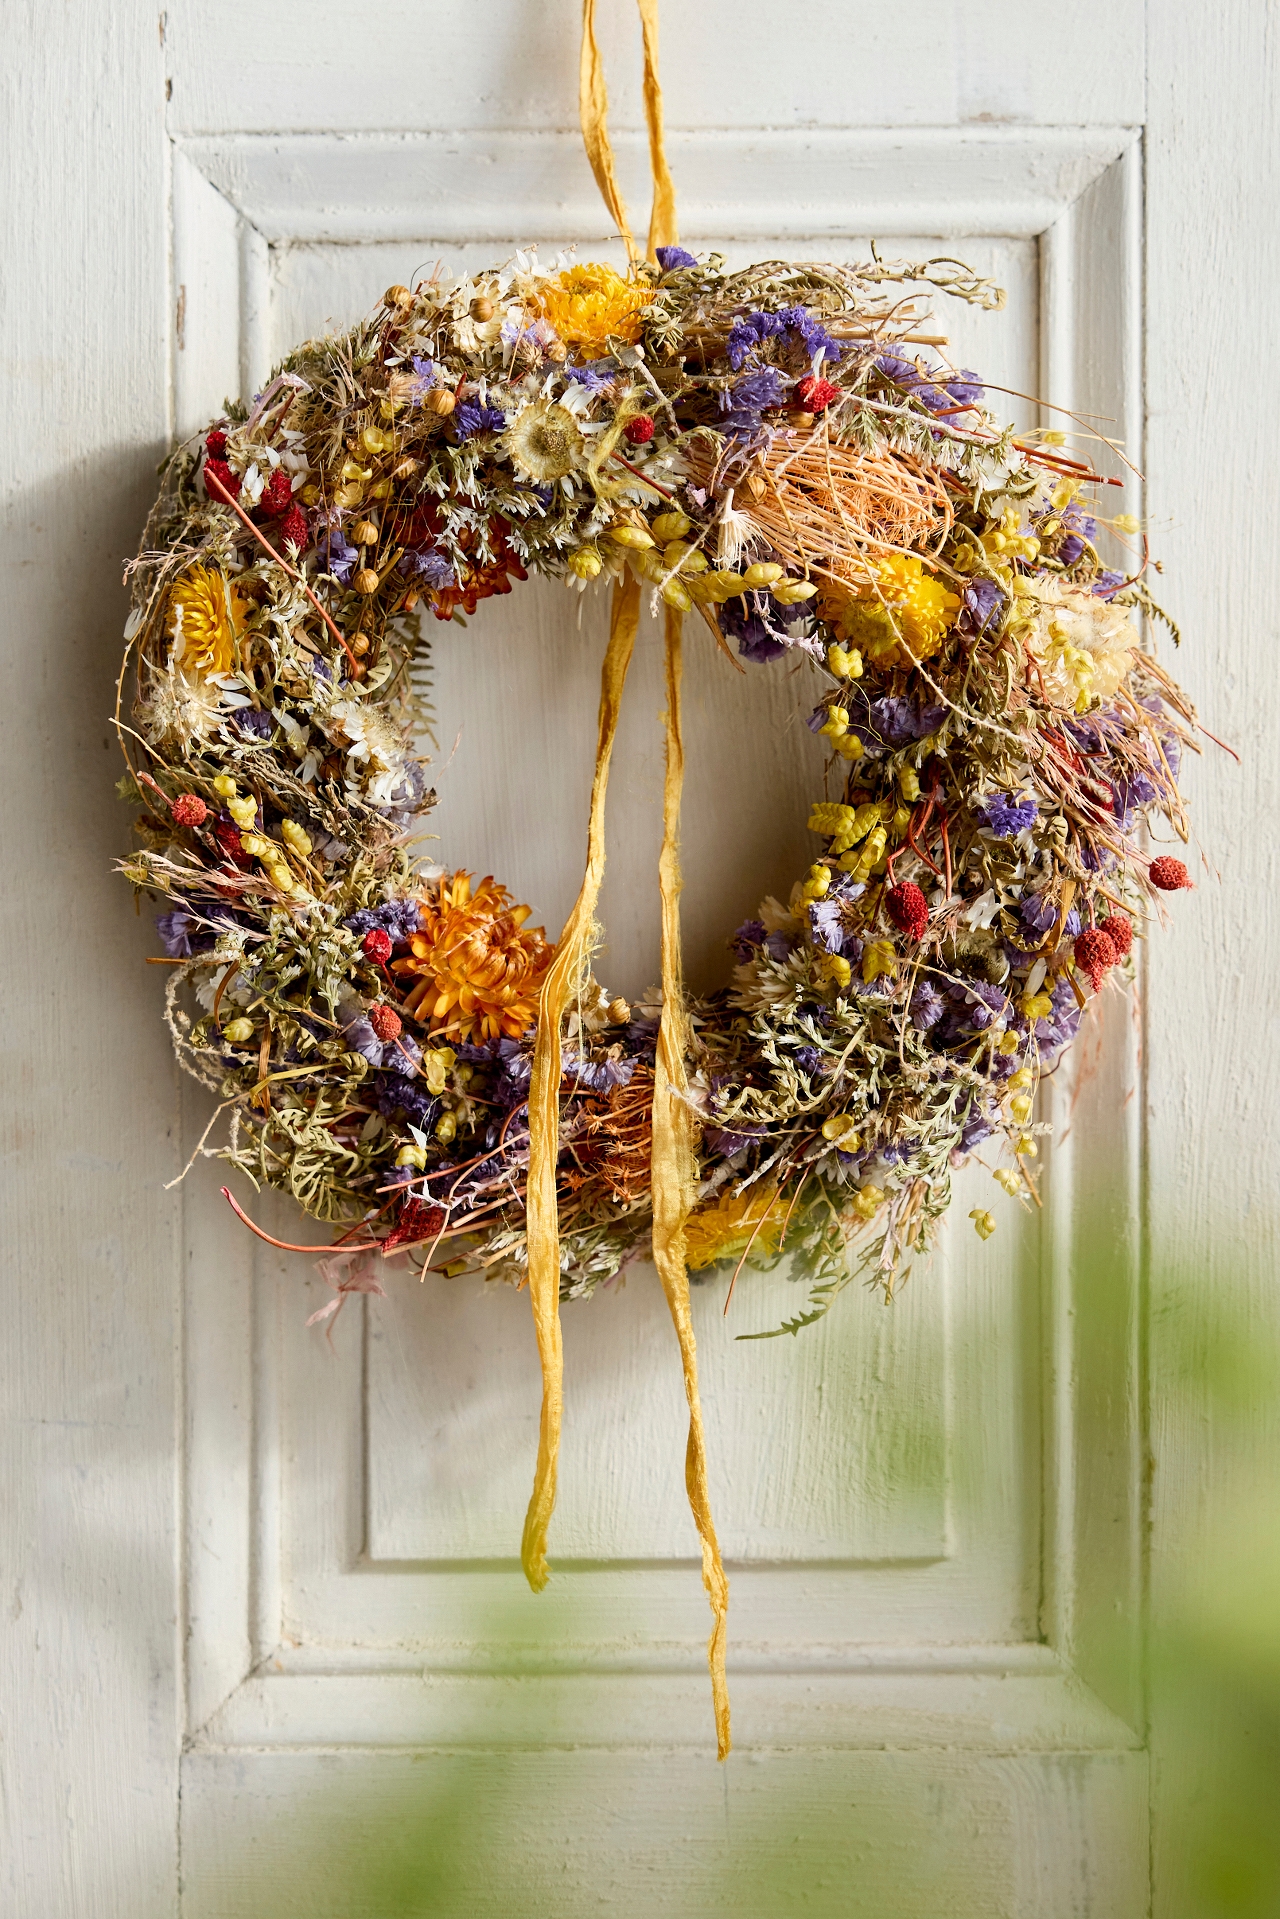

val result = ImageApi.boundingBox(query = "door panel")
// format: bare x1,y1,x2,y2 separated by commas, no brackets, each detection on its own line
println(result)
160,9,1149,1911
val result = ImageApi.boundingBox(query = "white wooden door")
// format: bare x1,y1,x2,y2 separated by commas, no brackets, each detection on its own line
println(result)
4,5,1273,1916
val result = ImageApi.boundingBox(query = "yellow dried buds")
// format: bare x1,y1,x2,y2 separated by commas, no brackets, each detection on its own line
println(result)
280,821,312,857
396,1142,428,1170
1009,1094,1034,1123
818,705,850,739
212,774,237,799
827,643,863,680
800,863,831,900
651,510,692,541
743,561,783,588
993,1168,1022,1196
567,546,602,579
223,1017,255,1044
435,1112,458,1144
226,793,257,829
607,523,655,550
898,766,922,803
853,1185,885,1221
772,579,817,604
861,939,896,984
814,953,852,990
821,1113,860,1146
969,1208,997,1240
422,1046,457,1096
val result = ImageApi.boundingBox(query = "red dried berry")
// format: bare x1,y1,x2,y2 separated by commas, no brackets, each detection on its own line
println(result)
260,467,293,516
278,503,310,553
205,429,228,458
795,375,840,413
1098,913,1132,958
369,1004,403,1043
1074,926,1117,993
1149,855,1192,891
204,456,240,503
383,1199,446,1253
171,793,209,828
213,818,250,868
623,415,655,445
886,880,929,942
362,927,393,966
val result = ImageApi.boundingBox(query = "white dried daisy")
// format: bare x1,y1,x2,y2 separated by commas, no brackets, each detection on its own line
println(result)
500,398,585,484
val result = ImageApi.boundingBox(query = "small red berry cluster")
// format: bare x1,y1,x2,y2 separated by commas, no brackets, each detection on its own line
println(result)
203,429,309,553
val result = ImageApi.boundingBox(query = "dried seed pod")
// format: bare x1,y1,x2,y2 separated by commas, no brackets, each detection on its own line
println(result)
353,568,380,596
391,455,421,480
425,388,456,417
353,520,379,546
470,297,495,321
352,634,371,656
384,284,412,308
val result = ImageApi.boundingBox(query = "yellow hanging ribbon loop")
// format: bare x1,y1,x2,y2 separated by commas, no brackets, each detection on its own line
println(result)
651,605,731,1758
522,0,730,1757
521,575,639,1592
580,0,680,263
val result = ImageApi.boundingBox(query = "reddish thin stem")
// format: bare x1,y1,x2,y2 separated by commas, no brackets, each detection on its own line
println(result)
221,1186,381,1255
204,470,361,672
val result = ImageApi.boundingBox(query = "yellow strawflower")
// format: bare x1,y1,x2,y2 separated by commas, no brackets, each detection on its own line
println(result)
684,1184,791,1272
535,264,654,359
168,565,248,681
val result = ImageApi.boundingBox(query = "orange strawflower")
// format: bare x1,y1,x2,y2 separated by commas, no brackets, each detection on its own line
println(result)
393,871,554,1042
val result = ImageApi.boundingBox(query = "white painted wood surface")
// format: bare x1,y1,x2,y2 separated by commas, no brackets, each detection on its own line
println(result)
4,3,1275,1915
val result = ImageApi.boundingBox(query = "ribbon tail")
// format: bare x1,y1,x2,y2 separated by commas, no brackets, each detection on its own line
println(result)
650,604,732,1759
521,575,641,1593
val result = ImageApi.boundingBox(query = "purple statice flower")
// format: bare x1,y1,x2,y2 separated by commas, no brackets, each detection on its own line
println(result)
382,1163,418,1190
233,708,273,740
381,1031,423,1080
492,1035,533,1106
399,546,457,587
311,655,332,683
721,365,787,433
156,908,196,958
979,791,1039,837
807,897,846,955
1112,769,1158,830
730,919,767,962
764,928,798,962
722,600,787,663
963,980,1010,1030
726,306,842,372
958,578,1005,637
342,1013,385,1067
562,357,616,392
1093,570,1125,597
1057,504,1098,567
454,401,506,441
910,980,945,1029
344,898,424,944
793,1046,823,1076
562,1052,636,1094
314,515,358,583
956,1105,995,1155
944,369,984,408
409,356,440,398
875,351,949,412
655,245,698,271
704,1124,765,1160
374,1074,438,1129
624,1015,660,1064
1019,892,1081,941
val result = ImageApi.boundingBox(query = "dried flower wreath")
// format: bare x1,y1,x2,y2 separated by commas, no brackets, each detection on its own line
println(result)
115,5,1205,1758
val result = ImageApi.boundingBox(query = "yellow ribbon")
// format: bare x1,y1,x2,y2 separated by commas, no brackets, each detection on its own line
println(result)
579,0,680,264
651,605,731,1758
521,0,730,1759
521,575,639,1592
